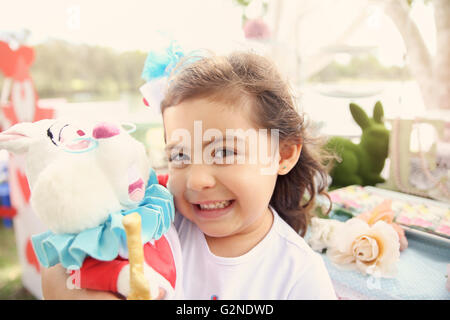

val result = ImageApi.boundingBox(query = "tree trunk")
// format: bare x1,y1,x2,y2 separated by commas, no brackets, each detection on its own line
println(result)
266,0,369,82
432,0,450,110
382,0,450,110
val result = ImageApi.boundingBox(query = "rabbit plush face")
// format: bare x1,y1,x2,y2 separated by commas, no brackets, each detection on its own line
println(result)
362,126,389,159
0,119,150,234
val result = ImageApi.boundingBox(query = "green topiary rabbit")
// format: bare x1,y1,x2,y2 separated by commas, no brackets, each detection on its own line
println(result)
326,101,390,190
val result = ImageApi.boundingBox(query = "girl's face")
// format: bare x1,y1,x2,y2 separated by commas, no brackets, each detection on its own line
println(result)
163,97,280,239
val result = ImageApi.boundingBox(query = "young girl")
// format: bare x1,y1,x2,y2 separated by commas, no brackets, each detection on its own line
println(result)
41,51,336,299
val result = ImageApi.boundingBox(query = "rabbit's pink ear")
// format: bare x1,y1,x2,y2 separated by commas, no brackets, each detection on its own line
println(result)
0,123,35,154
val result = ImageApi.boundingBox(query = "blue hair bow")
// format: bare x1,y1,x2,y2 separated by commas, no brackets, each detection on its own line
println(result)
31,169,175,270
141,41,185,81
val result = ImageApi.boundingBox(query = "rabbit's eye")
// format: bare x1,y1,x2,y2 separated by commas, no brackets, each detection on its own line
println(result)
59,125,83,144
46,123,68,146
47,127,57,146
47,122,88,147
58,124,98,154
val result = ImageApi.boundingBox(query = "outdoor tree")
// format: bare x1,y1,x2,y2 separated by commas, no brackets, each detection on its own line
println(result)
380,0,449,110
265,0,449,110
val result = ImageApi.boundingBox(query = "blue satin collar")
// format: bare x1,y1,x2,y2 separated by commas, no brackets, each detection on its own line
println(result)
31,169,174,270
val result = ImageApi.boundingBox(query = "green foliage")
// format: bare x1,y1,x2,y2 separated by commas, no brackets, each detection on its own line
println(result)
233,0,252,6
309,54,411,83
0,224,35,299
232,0,269,25
29,40,147,100
407,0,432,6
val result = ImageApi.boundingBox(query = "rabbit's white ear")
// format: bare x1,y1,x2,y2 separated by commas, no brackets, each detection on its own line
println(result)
0,122,38,154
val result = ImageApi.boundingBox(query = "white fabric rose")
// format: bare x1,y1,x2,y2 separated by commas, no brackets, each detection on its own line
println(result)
308,217,344,252
327,218,400,277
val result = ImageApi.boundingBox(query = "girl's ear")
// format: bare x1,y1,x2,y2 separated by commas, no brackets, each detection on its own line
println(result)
373,101,384,124
278,143,302,175
350,103,370,130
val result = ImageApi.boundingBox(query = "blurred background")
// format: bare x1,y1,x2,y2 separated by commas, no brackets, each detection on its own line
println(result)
0,0,448,299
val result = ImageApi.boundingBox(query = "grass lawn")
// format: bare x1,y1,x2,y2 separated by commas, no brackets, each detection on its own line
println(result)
0,221,36,300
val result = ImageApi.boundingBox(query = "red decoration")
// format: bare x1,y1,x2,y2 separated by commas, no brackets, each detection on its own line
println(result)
25,237,40,273
2,101,54,125
0,41,54,208
0,41,54,127
73,236,176,293
16,169,31,204
0,42,34,79
157,174,169,188
143,237,176,289
0,206,16,218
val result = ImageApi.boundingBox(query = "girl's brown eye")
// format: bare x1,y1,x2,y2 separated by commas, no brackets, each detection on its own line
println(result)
215,148,236,157
214,148,236,158
169,152,190,162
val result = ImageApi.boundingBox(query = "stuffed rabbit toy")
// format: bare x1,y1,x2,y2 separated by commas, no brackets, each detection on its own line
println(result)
326,101,389,189
0,119,182,299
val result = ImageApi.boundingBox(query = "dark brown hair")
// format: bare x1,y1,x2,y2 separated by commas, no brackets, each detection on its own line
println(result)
161,51,332,236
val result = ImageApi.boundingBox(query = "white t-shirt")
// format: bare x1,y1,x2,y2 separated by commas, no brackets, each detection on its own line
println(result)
174,206,337,300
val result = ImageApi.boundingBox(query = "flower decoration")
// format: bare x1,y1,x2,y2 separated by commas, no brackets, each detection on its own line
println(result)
308,217,343,252
243,18,271,40
308,199,406,277
357,200,408,251
326,219,400,277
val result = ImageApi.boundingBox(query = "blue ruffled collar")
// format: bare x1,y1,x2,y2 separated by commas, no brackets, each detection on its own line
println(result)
31,169,174,270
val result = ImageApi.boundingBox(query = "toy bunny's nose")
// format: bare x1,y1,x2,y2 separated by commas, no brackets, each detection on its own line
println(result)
92,122,120,139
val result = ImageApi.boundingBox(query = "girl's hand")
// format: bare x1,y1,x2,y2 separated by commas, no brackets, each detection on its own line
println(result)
41,265,166,300
41,264,122,300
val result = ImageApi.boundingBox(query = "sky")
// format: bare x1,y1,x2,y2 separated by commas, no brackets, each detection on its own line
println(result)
0,0,245,53
0,0,436,64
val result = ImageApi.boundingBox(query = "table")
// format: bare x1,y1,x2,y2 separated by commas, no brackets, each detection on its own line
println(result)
313,186,450,299
321,231,450,299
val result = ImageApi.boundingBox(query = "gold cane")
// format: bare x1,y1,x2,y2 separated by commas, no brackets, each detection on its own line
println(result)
122,212,151,300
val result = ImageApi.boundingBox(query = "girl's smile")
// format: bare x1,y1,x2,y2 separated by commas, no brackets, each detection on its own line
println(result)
191,199,236,220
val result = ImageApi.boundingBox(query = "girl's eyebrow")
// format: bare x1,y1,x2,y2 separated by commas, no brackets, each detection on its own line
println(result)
165,135,245,152
165,142,180,152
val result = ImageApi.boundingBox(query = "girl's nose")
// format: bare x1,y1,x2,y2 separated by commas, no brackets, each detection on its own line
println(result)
92,122,120,139
186,165,216,191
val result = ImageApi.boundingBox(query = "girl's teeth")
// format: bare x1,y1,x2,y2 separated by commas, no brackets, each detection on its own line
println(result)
199,200,232,210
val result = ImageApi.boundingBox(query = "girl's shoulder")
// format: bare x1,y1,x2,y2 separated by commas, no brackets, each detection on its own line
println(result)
270,207,323,262
270,208,337,299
